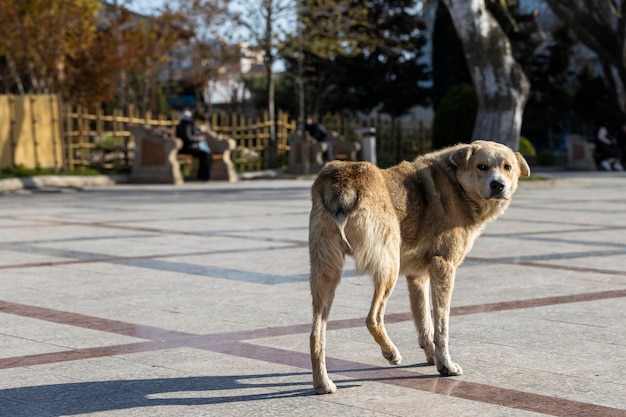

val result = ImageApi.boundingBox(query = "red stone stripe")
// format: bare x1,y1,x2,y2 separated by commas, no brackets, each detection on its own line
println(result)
0,244,300,271
213,341,626,417
1,289,625,415
1,288,625,370
0,342,161,369
0,300,194,339
467,256,626,276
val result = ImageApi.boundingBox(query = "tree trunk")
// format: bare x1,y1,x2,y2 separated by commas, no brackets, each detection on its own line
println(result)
441,0,529,150
265,5,277,169
267,64,277,168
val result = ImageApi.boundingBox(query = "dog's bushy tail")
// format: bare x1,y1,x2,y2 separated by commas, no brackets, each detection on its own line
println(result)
321,182,358,251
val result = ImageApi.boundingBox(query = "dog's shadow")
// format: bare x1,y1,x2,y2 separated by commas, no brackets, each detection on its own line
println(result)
2,364,436,416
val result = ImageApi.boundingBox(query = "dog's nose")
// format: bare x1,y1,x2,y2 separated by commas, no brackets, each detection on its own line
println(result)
490,180,505,193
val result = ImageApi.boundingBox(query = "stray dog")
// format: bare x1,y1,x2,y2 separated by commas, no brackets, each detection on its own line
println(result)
308,140,530,394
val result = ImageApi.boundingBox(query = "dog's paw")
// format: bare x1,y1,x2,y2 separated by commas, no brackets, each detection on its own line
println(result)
314,380,337,395
420,342,435,365
383,349,402,365
437,361,463,376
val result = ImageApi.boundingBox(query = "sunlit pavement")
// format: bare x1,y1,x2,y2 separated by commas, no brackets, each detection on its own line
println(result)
0,173,624,416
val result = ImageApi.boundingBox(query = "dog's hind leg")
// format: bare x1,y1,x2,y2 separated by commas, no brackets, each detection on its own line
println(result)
406,275,435,365
366,263,402,365
309,242,343,394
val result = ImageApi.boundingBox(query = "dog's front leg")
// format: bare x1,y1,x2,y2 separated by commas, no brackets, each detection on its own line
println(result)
429,257,463,376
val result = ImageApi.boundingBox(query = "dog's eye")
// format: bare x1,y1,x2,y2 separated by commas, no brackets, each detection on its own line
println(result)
503,164,512,171
477,164,488,171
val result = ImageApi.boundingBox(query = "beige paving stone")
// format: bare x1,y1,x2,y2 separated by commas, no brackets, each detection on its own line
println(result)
0,174,625,416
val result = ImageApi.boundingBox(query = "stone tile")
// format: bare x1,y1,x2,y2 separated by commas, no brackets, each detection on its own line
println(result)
1,176,625,416
0,313,146,356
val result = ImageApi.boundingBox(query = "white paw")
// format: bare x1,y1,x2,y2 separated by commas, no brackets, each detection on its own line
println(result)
314,379,337,394
383,348,402,365
437,360,463,376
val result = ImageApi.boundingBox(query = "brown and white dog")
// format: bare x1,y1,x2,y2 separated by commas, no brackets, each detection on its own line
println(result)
308,140,530,394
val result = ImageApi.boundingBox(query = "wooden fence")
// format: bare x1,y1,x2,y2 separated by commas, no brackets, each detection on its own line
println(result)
1,94,431,174
62,104,177,171
0,94,63,170
62,105,296,172
209,111,296,171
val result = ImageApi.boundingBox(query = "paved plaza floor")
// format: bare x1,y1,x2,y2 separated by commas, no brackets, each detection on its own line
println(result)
0,172,625,416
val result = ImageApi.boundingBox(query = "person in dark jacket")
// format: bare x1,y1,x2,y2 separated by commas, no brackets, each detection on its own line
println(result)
305,117,334,163
175,110,212,181
595,123,623,171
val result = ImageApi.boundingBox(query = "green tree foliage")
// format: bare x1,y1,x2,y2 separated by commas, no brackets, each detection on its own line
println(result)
205,0,294,165
296,0,371,59
244,73,298,115
521,25,575,149
431,2,471,109
292,0,430,117
431,84,477,150
572,67,622,132
518,136,536,156
485,0,545,65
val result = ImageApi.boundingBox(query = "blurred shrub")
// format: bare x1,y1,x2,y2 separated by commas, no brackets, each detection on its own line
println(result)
537,151,556,166
519,136,536,156
432,84,477,150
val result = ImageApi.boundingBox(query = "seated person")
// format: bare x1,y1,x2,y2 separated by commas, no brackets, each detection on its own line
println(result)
176,110,212,181
305,117,334,163
595,124,623,171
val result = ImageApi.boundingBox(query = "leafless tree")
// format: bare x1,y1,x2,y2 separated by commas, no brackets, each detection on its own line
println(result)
545,0,626,113
220,0,296,167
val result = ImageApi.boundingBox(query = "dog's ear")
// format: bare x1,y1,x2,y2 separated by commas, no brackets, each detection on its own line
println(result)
449,144,476,170
515,152,531,177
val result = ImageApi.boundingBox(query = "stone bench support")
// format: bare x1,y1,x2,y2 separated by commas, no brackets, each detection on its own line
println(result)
287,132,361,174
566,134,597,171
130,125,183,185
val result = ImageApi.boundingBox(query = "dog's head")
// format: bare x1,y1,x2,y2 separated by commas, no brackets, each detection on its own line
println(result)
449,140,530,201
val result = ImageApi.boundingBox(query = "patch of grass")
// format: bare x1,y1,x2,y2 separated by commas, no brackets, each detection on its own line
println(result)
0,165,107,180
520,174,550,181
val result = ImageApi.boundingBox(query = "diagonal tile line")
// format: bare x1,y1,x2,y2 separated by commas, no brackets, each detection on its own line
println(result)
0,217,309,246
484,225,626,238
466,256,626,276
197,290,626,340
496,249,626,263
2,289,626,372
1,335,622,415
0,244,301,271
208,341,625,417
506,234,626,250
0,341,167,370
0,300,195,340
2,295,626,416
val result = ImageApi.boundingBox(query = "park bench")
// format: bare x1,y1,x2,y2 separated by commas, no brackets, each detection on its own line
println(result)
175,127,238,182
331,131,361,161
130,125,184,185
566,134,597,170
286,131,361,174
130,124,238,184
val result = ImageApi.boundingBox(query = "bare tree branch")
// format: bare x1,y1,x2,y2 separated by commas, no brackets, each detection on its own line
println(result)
545,0,626,112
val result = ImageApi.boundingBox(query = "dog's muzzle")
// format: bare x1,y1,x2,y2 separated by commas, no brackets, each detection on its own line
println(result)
489,180,507,199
